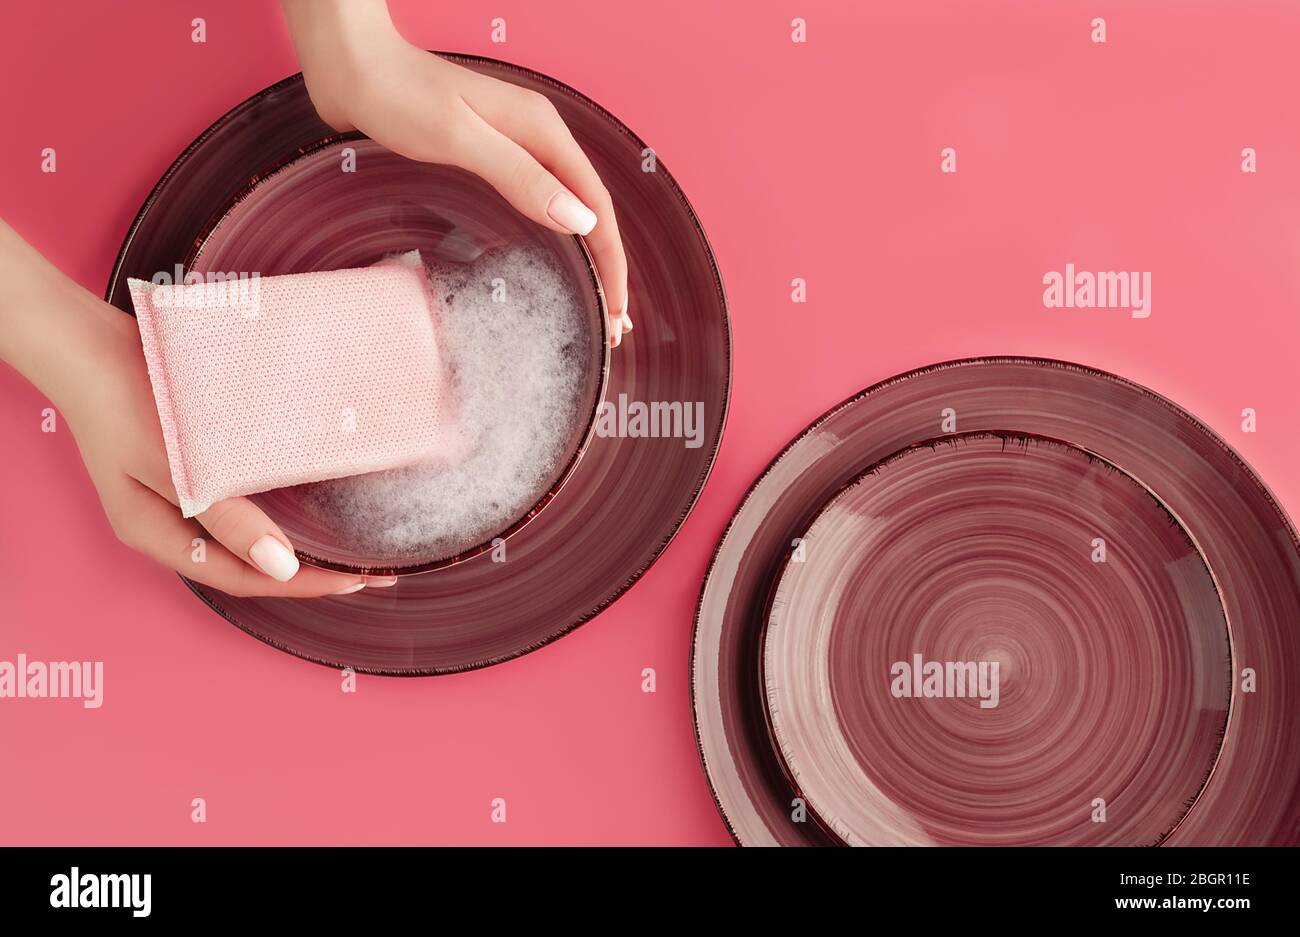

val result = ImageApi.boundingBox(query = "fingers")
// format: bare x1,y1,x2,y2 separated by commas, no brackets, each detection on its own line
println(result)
130,447,382,591
197,496,303,582
459,90,632,348
196,496,395,590
132,434,305,583
109,478,375,598
454,105,596,237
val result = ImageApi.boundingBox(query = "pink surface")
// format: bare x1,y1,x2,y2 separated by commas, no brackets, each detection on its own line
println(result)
1,0,1297,845
128,253,444,517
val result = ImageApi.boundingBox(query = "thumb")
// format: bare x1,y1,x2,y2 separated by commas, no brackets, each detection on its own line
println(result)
196,496,305,583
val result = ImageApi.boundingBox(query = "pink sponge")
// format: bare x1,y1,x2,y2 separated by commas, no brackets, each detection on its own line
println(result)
127,251,443,517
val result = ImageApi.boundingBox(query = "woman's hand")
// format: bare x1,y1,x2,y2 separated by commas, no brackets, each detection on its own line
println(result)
64,311,390,597
282,0,633,346
0,221,386,597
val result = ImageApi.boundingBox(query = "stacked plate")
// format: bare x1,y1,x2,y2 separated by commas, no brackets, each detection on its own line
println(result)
693,358,1300,845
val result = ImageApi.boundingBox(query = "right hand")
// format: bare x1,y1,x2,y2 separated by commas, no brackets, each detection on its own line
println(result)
283,0,633,346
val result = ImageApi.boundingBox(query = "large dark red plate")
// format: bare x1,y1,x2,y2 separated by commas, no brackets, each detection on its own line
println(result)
107,56,730,674
694,358,1300,845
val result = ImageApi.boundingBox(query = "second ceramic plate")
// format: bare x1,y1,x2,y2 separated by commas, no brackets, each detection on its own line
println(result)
695,358,1300,846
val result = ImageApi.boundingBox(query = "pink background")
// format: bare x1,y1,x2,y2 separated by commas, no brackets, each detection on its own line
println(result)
2,0,1298,845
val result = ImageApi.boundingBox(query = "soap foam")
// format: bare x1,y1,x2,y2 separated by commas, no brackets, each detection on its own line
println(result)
296,243,593,563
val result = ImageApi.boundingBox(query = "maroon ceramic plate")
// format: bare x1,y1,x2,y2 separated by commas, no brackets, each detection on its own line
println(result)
763,432,1230,846
107,56,730,674
694,358,1300,846
189,138,609,574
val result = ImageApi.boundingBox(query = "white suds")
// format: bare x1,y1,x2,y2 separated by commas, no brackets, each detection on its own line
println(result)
297,243,593,563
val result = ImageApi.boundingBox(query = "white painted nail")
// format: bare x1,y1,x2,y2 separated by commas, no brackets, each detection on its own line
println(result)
249,535,300,582
369,577,399,588
333,582,366,595
547,191,597,235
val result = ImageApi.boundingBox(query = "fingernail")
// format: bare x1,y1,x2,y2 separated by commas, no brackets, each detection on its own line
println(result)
620,297,632,331
249,535,300,582
368,576,399,588
334,581,367,595
547,191,597,236
611,323,623,348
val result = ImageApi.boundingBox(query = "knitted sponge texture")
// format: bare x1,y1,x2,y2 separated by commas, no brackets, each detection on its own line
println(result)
127,251,442,517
